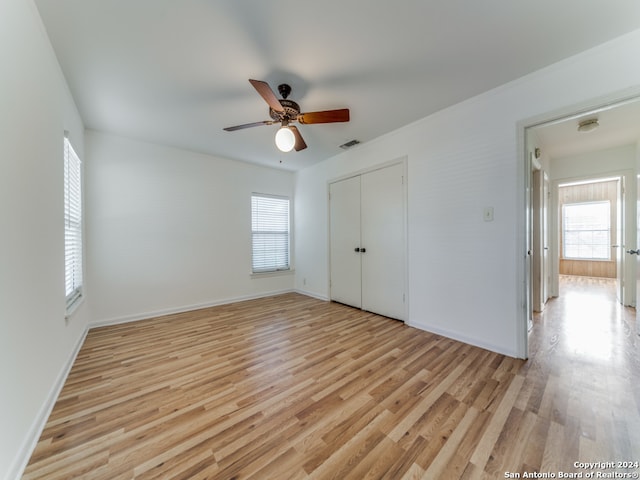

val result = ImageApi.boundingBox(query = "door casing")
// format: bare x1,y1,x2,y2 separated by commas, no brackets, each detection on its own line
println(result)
519,89,640,359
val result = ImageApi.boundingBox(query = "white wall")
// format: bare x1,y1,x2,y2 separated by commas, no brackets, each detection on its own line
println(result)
295,29,640,358
85,131,295,324
0,1,88,479
550,144,637,180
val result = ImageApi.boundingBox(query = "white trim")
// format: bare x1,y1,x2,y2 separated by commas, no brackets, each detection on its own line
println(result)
90,290,295,328
9,327,88,480
250,268,295,279
64,136,83,310
293,288,330,301
326,156,407,186
406,320,519,358
251,193,291,274
64,293,84,322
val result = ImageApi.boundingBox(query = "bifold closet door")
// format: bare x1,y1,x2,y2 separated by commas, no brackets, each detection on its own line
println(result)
329,163,405,320
329,175,362,309
361,163,405,320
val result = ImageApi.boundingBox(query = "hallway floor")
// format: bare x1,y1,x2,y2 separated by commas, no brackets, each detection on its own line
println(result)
525,274,640,471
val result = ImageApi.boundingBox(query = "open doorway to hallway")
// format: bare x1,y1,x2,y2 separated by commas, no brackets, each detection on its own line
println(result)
524,95,640,358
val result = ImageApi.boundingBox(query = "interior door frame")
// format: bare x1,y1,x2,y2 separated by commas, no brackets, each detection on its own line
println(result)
327,156,409,322
518,88,640,359
531,162,551,314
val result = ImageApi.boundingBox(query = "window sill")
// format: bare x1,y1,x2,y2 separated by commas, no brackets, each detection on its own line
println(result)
561,258,613,262
65,294,84,323
251,269,295,279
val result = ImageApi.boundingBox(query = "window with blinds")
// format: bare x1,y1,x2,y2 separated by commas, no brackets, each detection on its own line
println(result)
251,194,290,273
64,136,83,309
562,201,610,260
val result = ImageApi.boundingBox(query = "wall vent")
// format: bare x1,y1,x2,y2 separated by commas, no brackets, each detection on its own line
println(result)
339,139,361,149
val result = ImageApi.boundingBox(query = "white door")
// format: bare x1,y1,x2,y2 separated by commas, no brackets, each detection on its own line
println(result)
542,172,550,304
532,168,542,311
525,153,534,333
329,176,362,308
615,177,624,304
636,170,640,334
361,163,405,320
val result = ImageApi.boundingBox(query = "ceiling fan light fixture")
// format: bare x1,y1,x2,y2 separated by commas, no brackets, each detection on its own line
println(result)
275,126,295,152
224,79,350,153
577,118,599,132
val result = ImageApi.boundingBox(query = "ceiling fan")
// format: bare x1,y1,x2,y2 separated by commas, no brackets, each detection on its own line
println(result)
223,79,350,152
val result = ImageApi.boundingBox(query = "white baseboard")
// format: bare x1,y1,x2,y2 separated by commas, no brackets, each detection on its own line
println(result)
90,289,297,328
8,327,88,480
406,320,519,358
293,288,329,302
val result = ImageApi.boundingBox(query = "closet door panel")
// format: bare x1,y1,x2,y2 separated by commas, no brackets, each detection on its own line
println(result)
361,164,405,320
329,176,362,308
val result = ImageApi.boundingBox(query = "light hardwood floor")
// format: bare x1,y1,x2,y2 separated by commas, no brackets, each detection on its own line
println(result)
23,277,640,479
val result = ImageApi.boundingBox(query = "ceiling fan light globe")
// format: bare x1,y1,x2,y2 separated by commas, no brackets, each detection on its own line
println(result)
275,126,295,152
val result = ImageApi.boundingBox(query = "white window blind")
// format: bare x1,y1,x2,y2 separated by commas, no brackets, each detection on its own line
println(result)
64,136,83,308
562,201,610,260
251,194,290,273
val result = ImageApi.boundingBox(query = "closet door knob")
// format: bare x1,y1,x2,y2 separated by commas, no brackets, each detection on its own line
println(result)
354,247,360,252
360,248,366,253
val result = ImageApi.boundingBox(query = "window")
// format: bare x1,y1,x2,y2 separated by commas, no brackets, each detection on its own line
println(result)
251,194,290,273
64,136,83,309
562,201,610,260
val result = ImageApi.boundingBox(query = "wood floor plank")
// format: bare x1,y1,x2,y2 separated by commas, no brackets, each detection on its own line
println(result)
22,277,640,479
421,405,479,479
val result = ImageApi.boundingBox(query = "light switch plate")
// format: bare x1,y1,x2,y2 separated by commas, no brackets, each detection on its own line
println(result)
483,207,494,222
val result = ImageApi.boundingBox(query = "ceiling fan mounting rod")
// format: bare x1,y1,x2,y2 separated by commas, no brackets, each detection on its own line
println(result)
278,83,292,99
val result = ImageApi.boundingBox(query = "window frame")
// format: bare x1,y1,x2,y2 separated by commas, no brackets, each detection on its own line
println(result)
251,193,291,274
64,135,83,311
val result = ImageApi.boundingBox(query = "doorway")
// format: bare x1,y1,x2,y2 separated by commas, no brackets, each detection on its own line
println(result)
522,94,640,358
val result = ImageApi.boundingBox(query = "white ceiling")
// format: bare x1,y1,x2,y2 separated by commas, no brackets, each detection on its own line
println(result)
533,98,640,160
34,0,640,171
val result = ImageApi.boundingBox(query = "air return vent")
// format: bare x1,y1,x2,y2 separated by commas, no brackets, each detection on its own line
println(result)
339,139,360,149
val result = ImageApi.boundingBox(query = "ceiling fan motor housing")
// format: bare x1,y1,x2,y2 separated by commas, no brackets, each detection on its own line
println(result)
270,99,300,122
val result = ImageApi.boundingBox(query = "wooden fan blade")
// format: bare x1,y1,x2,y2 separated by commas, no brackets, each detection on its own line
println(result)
223,120,273,132
290,126,307,151
297,108,349,124
249,79,284,112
